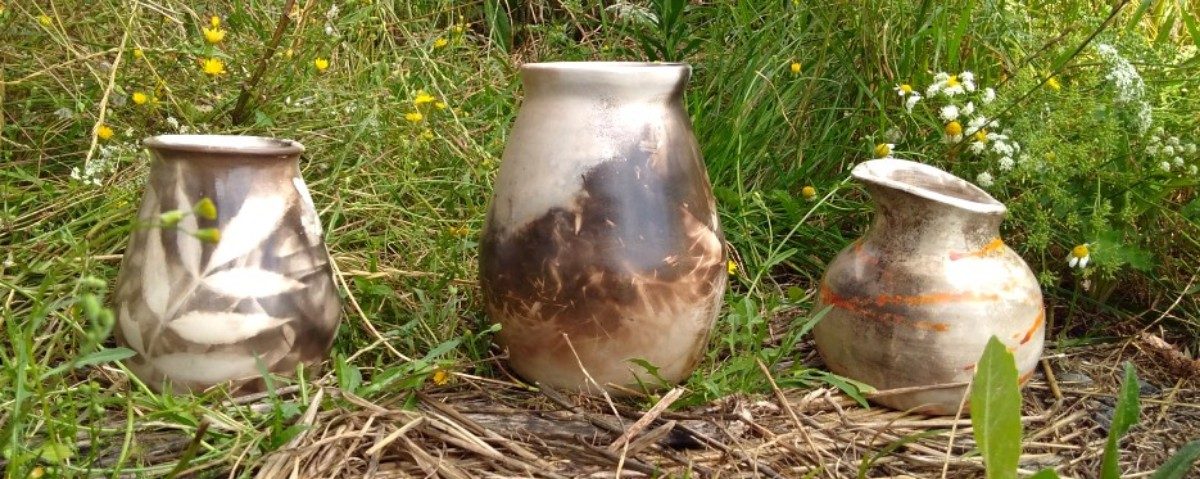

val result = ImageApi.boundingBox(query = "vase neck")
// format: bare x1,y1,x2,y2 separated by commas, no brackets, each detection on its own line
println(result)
521,62,690,104
853,159,1006,253
144,135,302,178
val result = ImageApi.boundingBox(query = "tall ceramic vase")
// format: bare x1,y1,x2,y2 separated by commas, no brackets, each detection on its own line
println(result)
814,159,1044,415
480,62,726,394
114,135,341,393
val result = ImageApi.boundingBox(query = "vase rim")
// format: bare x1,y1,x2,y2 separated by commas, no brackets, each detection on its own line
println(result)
521,61,690,73
852,158,1007,215
143,134,304,157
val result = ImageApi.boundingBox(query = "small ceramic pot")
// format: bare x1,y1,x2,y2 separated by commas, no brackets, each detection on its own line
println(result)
113,135,341,393
480,62,726,394
813,159,1044,415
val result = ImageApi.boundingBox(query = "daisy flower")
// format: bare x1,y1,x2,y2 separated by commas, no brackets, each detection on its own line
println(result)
939,104,960,122
904,93,922,113
1068,244,1090,268
895,83,913,96
982,87,996,104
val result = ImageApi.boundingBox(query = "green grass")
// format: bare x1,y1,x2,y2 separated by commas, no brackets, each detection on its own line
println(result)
1,0,1198,476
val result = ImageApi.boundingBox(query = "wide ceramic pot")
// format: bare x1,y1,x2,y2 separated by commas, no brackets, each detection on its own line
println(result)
814,159,1044,415
480,62,726,394
113,135,341,393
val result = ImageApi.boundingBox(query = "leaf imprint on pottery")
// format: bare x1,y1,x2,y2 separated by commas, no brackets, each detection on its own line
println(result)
151,352,262,384
168,311,290,345
118,303,144,353
175,181,202,276
293,176,323,242
202,268,306,298
140,226,171,319
204,194,289,273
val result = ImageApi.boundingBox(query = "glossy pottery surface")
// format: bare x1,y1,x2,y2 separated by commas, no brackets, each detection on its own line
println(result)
113,135,341,393
480,62,726,394
813,158,1044,414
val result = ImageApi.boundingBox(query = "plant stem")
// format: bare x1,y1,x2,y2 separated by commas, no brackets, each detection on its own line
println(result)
230,0,298,125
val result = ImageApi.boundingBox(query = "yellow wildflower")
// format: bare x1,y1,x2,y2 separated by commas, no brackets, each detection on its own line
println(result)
973,129,988,143
131,92,149,105
790,62,801,74
452,24,465,34
38,14,51,26
450,225,470,238
432,369,450,386
413,91,436,105
873,143,893,158
1068,244,1090,268
801,185,817,201
945,75,960,88
434,101,447,110
201,57,226,76
133,48,144,59
95,124,114,141
210,15,220,28
314,58,329,73
202,25,226,44
895,84,913,96
433,37,448,48
422,128,434,140
945,121,963,137
1046,76,1061,91
405,112,423,123
726,259,738,276
284,48,294,59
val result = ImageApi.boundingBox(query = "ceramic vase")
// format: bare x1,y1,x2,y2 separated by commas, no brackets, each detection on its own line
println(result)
114,135,341,393
813,159,1044,414
480,62,726,394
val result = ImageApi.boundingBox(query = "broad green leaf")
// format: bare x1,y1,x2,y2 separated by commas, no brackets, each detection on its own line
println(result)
36,442,74,464
424,339,461,360
1029,469,1060,479
1149,440,1200,479
971,336,1022,479
1101,362,1141,479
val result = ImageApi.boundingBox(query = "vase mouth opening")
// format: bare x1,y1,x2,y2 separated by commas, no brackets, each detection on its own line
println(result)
852,158,1007,215
143,135,304,157
522,61,690,74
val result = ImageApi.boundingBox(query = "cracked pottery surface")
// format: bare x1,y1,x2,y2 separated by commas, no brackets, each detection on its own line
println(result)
113,135,341,394
814,158,1045,415
480,62,726,394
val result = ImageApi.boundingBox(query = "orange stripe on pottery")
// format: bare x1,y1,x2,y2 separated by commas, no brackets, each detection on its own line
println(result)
1018,369,1035,385
1019,310,1045,345
949,237,1005,261
871,291,1000,307
820,283,949,332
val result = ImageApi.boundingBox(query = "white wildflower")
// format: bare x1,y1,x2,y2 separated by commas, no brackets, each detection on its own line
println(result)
993,141,1015,157
326,4,340,19
969,141,988,154
1163,145,1175,156
976,171,994,187
1168,136,1181,146
961,101,975,117
1149,134,1161,144
54,107,74,120
1160,161,1172,172
166,116,180,131
966,116,991,135
982,87,996,104
1189,165,1198,176
940,104,960,122
960,71,976,92
1186,143,1197,155
905,93,922,113
1095,43,1151,132
999,156,1015,171
1146,144,1159,155
1173,156,1185,167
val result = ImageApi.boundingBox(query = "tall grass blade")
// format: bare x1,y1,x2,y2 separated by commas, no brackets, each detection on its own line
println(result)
1101,362,1141,479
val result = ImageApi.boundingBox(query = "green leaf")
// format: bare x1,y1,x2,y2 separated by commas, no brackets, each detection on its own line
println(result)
1029,469,1061,479
815,371,874,408
1101,362,1141,479
36,442,74,464
971,336,1022,479
1149,440,1200,479
40,347,136,380
423,339,461,361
